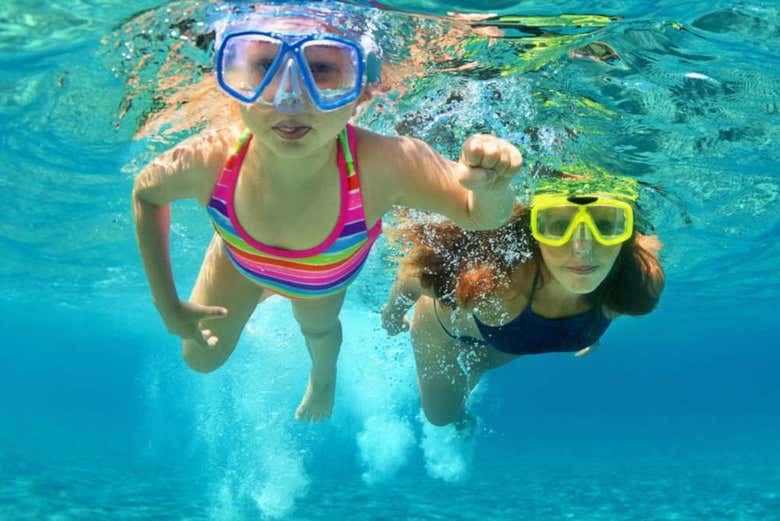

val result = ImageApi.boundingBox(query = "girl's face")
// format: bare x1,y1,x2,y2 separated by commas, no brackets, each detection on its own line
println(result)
230,16,363,156
239,97,355,157
538,224,623,295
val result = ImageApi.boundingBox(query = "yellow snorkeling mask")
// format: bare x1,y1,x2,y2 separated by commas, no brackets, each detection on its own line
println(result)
530,173,639,247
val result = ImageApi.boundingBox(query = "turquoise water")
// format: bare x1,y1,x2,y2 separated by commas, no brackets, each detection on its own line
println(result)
1,1,779,519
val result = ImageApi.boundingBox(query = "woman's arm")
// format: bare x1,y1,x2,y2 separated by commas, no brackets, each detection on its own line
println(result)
575,306,620,357
381,265,430,335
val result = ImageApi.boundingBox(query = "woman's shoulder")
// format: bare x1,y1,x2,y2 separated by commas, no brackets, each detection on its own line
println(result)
510,260,538,295
602,306,620,320
472,261,536,323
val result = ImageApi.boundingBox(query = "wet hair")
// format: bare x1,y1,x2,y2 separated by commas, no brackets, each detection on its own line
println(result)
389,202,665,315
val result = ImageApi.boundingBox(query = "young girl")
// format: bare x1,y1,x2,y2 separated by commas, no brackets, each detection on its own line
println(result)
381,173,665,426
132,11,522,422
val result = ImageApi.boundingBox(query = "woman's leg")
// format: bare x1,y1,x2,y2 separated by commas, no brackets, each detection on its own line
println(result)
182,235,269,372
290,291,346,422
410,296,490,426
411,297,521,426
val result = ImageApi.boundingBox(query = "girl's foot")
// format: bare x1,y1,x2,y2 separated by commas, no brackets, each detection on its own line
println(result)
294,367,336,422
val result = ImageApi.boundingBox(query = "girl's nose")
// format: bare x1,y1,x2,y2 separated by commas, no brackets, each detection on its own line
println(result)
278,58,301,93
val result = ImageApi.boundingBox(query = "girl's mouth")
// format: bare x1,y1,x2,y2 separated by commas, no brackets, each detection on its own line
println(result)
272,122,311,140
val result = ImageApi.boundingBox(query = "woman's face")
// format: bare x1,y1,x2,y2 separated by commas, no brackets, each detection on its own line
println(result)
538,224,623,294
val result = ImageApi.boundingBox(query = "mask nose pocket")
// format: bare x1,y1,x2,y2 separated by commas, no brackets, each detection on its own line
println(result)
572,222,595,252
272,56,307,112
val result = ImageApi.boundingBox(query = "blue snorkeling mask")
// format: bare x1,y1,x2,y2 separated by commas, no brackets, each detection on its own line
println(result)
216,27,380,112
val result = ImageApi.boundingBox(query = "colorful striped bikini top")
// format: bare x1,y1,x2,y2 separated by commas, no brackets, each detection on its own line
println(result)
206,124,382,299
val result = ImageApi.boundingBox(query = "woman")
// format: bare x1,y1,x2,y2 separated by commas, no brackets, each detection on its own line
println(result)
381,173,665,426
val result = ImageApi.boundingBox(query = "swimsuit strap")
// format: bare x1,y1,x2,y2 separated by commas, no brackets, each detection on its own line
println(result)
433,299,460,341
341,124,382,240
216,129,252,186
434,299,489,347
340,126,355,171
234,128,252,154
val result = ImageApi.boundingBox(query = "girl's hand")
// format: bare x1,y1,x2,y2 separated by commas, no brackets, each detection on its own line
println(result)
456,134,523,192
381,302,410,336
160,300,228,349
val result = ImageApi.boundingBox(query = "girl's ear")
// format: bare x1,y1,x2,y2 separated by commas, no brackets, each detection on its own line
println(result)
352,88,375,117
358,88,374,105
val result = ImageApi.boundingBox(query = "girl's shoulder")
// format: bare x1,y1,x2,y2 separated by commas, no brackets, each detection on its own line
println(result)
353,126,400,153
191,126,243,166
169,126,242,204
351,125,439,190
164,126,238,169
352,126,424,161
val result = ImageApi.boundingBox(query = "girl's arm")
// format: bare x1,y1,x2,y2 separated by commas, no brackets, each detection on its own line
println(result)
451,134,522,230
362,130,522,231
132,131,230,332
381,266,429,335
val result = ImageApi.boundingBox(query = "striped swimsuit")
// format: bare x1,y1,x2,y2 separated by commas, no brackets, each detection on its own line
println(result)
206,124,382,299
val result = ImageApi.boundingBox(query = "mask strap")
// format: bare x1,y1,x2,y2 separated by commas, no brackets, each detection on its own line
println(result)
365,52,381,83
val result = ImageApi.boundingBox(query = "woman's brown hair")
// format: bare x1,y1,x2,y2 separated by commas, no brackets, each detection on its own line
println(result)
389,202,665,315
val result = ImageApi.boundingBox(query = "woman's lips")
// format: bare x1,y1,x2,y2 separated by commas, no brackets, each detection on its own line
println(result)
567,265,598,275
272,122,311,140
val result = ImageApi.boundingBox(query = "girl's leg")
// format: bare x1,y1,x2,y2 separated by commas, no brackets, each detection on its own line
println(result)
410,296,490,426
183,235,269,372
290,291,346,422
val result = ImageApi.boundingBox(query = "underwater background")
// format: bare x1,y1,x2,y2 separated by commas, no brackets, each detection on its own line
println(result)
1,1,778,519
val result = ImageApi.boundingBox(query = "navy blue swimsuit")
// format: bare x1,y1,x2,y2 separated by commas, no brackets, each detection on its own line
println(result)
434,270,611,356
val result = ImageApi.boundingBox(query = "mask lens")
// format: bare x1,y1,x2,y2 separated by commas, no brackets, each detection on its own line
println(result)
220,34,282,99
587,205,627,240
301,40,360,104
536,206,578,240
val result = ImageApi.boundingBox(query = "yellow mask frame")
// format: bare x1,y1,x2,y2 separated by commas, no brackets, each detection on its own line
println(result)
530,193,634,247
